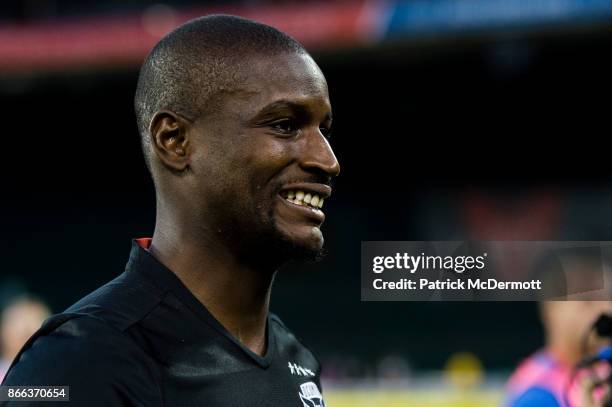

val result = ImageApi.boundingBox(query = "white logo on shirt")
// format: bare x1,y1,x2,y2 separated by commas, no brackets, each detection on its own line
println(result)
298,381,325,407
288,361,315,377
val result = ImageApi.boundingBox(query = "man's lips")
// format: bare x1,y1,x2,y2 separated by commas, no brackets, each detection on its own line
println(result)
279,183,331,201
278,196,325,224
277,182,332,225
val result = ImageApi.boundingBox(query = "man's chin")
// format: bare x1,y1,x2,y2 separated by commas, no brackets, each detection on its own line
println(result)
274,225,326,263
241,219,326,267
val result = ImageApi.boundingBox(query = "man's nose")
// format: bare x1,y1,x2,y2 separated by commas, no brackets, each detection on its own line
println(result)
298,129,341,178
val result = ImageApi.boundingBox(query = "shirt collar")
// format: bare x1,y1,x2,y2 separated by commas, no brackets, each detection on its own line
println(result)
125,238,275,368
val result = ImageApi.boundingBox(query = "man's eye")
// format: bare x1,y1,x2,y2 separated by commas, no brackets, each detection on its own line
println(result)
270,119,297,135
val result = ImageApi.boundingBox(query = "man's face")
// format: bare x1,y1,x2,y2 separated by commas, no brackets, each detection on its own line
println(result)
188,52,340,263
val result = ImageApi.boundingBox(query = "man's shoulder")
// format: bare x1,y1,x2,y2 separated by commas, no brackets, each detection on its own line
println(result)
2,270,165,387
269,313,321,371
2,313,162,405
269,312,300,345
10,312,148,365
508,387,561,407
506,351,565,407
65,268,164,332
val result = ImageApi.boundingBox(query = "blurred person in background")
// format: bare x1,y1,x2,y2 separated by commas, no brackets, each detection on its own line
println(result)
0,296,50,381
507,252,612,406
506,301,612,407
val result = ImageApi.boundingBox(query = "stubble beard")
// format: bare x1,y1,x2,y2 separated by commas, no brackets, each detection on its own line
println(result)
225,196,327,272
266,204,327,265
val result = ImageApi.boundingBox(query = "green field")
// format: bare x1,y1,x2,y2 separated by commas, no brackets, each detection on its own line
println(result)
325,388,504,407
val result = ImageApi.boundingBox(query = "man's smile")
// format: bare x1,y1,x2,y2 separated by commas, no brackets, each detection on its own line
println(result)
277,182,332,225
283,190,324,209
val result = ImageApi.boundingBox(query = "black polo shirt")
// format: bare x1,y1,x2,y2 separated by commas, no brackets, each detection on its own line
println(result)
1,240,325,407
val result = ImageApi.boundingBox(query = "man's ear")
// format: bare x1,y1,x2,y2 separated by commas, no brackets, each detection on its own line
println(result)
149,110,191,172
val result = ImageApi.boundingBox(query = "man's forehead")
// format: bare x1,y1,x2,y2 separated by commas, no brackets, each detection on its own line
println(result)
248,52,325,83
237,53,329,110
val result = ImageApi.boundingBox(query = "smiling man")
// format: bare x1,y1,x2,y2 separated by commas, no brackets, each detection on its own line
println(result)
1,15,339,407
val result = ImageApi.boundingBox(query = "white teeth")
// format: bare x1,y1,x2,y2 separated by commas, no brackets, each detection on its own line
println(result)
284,190,326,210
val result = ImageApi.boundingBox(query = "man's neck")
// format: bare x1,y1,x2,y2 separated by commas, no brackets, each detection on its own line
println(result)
148,229,275,357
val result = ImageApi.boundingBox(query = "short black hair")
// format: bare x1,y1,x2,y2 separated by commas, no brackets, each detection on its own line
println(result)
134,14,307,169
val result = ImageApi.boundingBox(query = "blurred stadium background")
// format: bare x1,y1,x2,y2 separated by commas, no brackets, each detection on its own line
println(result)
3,0,612,405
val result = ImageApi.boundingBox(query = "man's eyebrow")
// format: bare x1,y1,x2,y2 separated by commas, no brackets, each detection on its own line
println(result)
253,99,331,121
255,100,306,116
